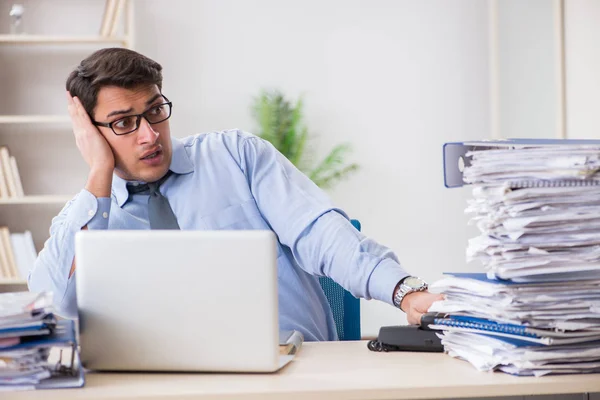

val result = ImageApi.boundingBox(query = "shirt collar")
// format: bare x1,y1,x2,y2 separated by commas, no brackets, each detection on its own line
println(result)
112,137,194,207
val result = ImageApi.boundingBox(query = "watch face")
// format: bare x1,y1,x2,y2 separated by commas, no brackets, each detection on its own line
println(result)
403,276,425,289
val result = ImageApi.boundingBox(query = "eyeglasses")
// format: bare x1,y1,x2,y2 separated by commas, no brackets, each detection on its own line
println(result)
93,95,173,136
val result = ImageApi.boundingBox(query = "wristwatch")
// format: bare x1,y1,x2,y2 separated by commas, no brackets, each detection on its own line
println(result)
393,276,428,309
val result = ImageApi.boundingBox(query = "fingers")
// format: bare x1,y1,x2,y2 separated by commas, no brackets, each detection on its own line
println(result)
423,293,445,313
66,92,81,127
404,292,446,325
408,311,423,325
72,96,91,123
67,92,96,129
66,91,76,117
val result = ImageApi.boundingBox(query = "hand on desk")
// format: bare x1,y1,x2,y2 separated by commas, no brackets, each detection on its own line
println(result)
400,291,444,325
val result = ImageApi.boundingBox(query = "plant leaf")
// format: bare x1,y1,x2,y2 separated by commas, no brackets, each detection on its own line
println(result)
312,164,360,189
309,143,354,182
251,89,359,189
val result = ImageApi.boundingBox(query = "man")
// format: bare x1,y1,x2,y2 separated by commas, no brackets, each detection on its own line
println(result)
29,48,442,341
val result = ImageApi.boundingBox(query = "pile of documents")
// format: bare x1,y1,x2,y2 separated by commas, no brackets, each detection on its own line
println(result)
463,144,600,281
0,291,82,389
431,142,600,376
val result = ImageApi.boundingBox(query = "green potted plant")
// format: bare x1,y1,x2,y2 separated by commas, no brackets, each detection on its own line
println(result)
251,90,359,189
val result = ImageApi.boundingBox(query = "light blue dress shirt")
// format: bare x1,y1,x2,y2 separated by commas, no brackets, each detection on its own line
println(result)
29,129,408,341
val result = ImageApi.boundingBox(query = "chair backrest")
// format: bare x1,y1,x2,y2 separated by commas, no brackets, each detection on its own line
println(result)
318,219,361,341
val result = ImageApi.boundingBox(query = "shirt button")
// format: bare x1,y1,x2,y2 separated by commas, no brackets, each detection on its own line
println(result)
102,212,108,219
88,210,94,217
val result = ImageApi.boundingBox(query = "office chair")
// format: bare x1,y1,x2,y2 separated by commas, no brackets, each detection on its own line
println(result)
318,219,361,341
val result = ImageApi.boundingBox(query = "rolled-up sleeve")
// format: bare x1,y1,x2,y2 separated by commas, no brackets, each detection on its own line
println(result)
28,189,112,318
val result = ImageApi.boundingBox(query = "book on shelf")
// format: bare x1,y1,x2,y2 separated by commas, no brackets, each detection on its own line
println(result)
110,0,126,37
0,146,25,199
0,227,37,281
0,227,18,279
100,0,116,36
0,152,8,198
9,156,24,197
100,0,125,37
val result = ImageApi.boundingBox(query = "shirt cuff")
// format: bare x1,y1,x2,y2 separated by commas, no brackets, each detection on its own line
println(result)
65,189,111,231
367,258,409,306
87,197,111,229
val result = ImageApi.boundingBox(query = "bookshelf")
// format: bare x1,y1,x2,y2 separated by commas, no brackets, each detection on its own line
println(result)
0,278,27,285
0,35,128,45
0,0,134,291
0,195,74,205
0,278,27,294
0,115,70,124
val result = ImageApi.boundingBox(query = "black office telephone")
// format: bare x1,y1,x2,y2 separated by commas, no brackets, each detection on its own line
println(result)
367,325,443,352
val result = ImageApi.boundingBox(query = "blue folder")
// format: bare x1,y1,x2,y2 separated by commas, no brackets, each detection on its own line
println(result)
1,320,84,390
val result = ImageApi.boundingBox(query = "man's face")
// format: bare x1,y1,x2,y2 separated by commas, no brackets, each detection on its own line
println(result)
93,84,172,183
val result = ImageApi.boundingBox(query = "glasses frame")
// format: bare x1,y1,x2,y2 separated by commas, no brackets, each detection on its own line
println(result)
92,95,173,136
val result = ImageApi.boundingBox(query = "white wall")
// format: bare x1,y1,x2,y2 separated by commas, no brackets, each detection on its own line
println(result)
564,0,600,138
494,0,561,139
1,0,490,336
133,0,490,336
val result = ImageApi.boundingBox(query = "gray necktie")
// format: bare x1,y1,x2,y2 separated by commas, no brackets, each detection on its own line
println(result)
127,171,180,230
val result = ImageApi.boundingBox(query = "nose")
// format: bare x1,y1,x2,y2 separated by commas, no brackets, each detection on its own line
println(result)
136,117,159,145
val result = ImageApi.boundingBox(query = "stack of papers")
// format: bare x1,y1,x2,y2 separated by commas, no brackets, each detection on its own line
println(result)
432,143,600,376
429,273,600,331
464,145,600,281
0,292,82,389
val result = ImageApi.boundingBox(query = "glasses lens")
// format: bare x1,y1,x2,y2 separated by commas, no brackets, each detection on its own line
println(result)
112,115,139,135
145,103,171,124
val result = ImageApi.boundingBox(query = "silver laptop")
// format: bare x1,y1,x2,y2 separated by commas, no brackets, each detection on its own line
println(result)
75,230,295,372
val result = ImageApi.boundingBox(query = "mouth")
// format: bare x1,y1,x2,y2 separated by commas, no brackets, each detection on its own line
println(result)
140,148,162,161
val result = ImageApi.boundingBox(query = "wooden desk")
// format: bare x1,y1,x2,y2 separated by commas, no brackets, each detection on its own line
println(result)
6,341,600,400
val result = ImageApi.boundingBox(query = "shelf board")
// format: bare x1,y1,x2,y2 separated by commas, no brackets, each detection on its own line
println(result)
0,35,128,45
0,278,27,285
0,115,70,124
0,195,73,205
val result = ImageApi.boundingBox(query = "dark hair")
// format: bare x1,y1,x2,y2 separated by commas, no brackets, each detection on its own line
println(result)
66,47,163,118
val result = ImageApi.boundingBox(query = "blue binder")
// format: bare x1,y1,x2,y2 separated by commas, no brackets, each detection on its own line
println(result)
1,320,84,390
443,138,600,188
427,314,600,346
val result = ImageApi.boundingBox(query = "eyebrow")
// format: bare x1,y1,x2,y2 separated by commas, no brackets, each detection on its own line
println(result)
105,94,164,119
106,107,133,119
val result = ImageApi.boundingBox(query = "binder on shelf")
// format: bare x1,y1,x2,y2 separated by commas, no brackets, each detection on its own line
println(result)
0,228,38,281
0,147,17,197
0,228,11,278
100,0,118,36
0,147,24,198
109,0,126,37
0,154,8,198
443,138,600,188
24,230,38,260
0,227,18,278
10,156,24,197
10,230,37,280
